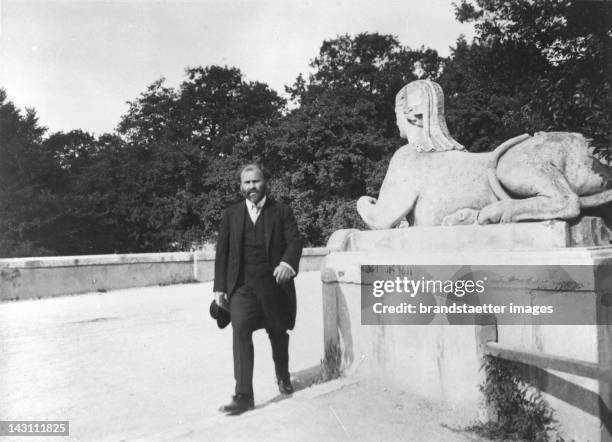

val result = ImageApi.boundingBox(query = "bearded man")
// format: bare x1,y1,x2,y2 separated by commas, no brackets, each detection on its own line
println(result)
213,163,302,415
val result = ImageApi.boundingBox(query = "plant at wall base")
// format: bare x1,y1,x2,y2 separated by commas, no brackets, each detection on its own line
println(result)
320,341,343,382
466,355,558,442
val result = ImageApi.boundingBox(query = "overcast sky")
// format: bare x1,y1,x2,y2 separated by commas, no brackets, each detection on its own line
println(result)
0,0,474,135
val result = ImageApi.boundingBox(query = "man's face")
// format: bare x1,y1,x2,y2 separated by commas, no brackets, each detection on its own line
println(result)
240,169,267,204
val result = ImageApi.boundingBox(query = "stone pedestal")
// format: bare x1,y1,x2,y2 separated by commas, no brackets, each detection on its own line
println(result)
322,217,612,442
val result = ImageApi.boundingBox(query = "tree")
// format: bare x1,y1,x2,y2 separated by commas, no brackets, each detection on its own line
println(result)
440,0,612,152
116,78,181,145
44,130,101,173
65,66,288,253
0,89,65,257
118,66,285,155
289,33,443,136
245,33,445,245
100,66,288,252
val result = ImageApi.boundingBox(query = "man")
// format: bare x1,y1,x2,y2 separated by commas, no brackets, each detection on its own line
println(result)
213,163,302,415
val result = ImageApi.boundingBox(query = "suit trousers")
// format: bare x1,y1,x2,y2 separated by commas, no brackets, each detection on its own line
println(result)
230,283,290,398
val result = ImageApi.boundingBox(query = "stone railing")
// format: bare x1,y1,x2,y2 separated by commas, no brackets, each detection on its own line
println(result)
0,248,328,301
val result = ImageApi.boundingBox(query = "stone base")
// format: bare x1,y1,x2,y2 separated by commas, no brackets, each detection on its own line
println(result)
327,216,612,253
322,218,612,442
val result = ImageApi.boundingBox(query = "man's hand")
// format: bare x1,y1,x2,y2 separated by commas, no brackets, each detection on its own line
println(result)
214,291,228,308
273,265,293,284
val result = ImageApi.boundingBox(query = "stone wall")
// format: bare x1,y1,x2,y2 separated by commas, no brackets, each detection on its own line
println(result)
0,248,328,301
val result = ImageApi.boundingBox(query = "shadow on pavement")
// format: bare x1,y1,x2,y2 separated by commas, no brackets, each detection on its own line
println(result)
255,364,323,409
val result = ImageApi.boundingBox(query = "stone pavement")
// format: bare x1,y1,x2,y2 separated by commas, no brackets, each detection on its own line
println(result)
126,376,486,442
0,271,484,441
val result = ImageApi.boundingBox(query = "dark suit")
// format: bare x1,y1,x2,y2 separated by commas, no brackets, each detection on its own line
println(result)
214,197,302,397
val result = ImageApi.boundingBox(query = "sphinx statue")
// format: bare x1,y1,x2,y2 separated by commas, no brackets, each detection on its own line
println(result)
357,79,612,229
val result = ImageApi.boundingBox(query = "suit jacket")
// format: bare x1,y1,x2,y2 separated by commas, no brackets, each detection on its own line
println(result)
213,197,303,330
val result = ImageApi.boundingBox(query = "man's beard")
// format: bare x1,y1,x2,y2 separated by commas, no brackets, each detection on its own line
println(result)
243,188,264,203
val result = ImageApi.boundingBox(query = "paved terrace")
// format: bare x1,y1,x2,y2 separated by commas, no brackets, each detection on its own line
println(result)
0,272,482,441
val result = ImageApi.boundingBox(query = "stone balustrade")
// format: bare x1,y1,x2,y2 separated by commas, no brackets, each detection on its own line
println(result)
0,247,329,301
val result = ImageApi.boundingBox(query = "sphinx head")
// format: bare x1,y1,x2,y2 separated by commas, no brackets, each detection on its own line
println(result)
395,80,464,152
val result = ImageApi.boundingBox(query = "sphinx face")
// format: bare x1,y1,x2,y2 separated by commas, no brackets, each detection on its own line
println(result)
395,86,428,142
396,104,426,145
395,108,408,139
403,87,426,129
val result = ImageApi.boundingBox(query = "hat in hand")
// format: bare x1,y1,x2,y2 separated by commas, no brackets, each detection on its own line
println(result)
209,299,231,329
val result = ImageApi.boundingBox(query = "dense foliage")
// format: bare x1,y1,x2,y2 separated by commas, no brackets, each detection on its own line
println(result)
1,0,610,256
441,0,612,152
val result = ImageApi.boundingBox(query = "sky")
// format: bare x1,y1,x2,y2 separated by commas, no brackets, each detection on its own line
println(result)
0,0,474,135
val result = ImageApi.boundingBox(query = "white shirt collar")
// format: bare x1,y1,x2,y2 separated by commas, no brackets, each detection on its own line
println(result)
246,196,265,223
245,195,266,211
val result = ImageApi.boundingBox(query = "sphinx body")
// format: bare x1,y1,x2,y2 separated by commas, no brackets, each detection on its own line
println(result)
358,144,496,228
357,80,612,230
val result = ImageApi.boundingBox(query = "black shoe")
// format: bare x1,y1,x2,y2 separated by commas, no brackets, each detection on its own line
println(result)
278,377,294,395
219,394,254,415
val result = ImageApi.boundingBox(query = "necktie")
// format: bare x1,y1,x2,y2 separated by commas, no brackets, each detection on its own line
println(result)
251,204,260,223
